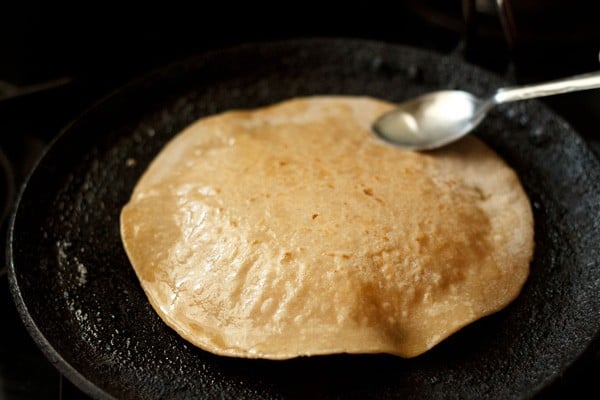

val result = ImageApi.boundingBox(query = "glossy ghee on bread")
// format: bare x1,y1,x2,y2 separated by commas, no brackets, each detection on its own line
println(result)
120,96,533,359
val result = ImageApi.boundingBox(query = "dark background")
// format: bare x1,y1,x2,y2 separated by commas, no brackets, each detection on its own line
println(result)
0,1,598,398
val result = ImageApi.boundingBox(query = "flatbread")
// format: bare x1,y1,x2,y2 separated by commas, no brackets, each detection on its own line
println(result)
120,96,533,359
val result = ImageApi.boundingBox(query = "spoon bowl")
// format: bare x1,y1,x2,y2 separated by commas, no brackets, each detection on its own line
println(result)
373,71,600,150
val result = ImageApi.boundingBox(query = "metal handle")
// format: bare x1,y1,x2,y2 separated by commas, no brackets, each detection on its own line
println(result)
493,71,600,104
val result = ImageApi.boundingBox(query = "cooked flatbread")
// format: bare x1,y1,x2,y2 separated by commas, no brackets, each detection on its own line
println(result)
120,96,533,359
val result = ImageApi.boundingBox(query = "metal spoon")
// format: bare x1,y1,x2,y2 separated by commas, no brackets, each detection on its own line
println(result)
372,71,600,150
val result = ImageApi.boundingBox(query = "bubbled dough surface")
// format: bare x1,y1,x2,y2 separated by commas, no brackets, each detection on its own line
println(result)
120,96,533,359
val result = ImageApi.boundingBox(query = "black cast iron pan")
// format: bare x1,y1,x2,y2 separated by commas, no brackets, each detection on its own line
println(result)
7,39,600,399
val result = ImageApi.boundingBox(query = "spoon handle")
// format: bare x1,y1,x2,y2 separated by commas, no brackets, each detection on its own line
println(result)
493,71,600,104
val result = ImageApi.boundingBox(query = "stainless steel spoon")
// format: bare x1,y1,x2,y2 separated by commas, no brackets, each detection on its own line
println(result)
372,71,600,150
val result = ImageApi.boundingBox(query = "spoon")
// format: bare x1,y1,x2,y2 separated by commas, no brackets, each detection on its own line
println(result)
372,71,600,150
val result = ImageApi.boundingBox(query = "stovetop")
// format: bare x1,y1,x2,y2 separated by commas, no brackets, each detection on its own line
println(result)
1,3,598,399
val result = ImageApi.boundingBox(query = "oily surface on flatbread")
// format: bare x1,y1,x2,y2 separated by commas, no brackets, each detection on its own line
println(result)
120,96,533,359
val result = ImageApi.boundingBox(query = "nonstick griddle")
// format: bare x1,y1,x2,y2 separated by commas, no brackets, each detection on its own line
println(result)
7,39,600,399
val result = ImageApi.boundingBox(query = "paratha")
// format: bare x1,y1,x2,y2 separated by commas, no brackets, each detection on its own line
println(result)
120,96,534,359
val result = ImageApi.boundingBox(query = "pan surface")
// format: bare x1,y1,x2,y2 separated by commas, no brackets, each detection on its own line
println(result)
7,39,600,399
